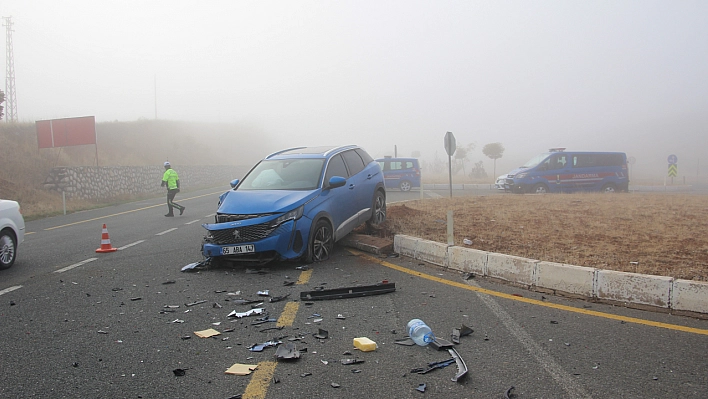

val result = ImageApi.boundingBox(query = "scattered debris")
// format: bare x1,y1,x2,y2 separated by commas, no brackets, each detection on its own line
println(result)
260,326,285,333
313,329,329,339
387,253,400,258
275,342,301,360
395,338,416,346
185,300,207,307
336,314,346,320
300,372,312,377
172,319,185,324
249,340,281,352
341,358,365,365
251,317,277,326
257,290,270,297
463,238,473,245
269,293,291,303
130,297,142,301
351,369,361,373
225,363,259,376
162,280,176,285
295,265,309,271
416,383,427,393
300,281,396,301
550,320,559,324
231,298,262,305
505,386,515,399
430,338,454,350
283,280,295,286
181,259,209,272
173,368,187,376
331,383,340,388
448,347,468,382
246,268,270,274
97,330,109,334
181,335,191,340
213,302,223,309
462,272,475,280
228,308,265,318
194,328,221,338
353,337,377,352
411,358,455,374
451,324,474,344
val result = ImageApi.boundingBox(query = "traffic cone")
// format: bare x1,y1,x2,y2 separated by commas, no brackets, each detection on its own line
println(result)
96,223,118,253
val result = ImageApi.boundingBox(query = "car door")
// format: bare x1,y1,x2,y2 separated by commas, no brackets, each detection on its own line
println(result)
321,153,354,235
340,149,371,226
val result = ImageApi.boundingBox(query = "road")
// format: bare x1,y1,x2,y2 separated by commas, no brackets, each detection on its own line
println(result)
1,186,707,398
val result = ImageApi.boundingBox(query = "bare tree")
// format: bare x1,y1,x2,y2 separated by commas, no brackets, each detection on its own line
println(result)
0,90,5,120
482,142,505,178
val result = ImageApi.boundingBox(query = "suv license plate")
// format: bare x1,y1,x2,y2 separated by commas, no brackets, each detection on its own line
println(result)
222,244,255,255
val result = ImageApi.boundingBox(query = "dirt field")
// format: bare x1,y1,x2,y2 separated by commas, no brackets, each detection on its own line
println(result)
374,192,708,281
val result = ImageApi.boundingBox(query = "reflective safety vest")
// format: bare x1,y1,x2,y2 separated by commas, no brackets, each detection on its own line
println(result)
162,169,180,190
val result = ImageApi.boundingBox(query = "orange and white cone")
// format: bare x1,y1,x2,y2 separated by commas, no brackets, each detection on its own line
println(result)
96,223,118,253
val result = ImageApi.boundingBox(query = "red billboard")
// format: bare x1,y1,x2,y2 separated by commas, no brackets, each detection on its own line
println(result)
36,116,96,148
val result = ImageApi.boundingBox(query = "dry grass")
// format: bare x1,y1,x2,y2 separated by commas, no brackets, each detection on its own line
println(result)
377,193,708,281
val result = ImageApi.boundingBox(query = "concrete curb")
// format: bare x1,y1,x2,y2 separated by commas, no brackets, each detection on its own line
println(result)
393,235,708,315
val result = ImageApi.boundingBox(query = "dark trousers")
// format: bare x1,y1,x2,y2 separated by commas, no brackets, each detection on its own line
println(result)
166,189,184,215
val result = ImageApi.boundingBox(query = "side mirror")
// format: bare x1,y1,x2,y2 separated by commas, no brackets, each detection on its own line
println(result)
230,179,240,189
327,176,346,189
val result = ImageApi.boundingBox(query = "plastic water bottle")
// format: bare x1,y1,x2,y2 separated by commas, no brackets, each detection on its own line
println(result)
407,319,435,346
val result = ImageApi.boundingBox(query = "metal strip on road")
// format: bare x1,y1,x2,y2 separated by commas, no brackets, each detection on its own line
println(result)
156,228,178,236
54,257,98,273
0,285,23,296
351,250,708,336
117,240,145,250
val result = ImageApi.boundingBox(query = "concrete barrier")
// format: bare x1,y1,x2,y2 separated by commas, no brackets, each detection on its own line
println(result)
672,279,708,313
486,253,538,286
393,235,419,258
595,270,673,308
536,261,595,297
415,239,450,267
448,246,488,275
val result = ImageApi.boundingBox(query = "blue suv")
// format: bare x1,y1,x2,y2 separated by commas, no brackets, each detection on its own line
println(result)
202,146,386,264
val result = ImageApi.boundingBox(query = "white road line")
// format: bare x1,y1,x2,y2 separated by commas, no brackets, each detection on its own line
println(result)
185,219,201,225
55,258,98,273
117,240,145,250
156,228,178,236
468,280,592,399
0,285,23,296
205,213,215,218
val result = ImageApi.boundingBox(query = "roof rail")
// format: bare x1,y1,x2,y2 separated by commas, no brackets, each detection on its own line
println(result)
323,145,357,157
548,147,566,152
265,147,307,159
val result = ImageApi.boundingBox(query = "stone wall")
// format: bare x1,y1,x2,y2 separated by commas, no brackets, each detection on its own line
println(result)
43,165,248,200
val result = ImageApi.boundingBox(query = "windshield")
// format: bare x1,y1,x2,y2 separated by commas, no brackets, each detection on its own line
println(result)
520,153,551,168
239,159,325,190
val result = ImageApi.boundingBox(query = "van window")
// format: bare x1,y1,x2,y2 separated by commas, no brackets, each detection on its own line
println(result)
573,153,624,168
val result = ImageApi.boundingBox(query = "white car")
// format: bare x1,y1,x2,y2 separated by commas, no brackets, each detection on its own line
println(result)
495,174,509,190
0,199,25,269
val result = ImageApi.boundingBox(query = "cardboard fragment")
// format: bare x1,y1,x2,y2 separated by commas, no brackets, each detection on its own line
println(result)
225,363,259,375
194,328,221,338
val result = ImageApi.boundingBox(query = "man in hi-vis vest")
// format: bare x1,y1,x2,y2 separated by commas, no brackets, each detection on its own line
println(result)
161,161,185,217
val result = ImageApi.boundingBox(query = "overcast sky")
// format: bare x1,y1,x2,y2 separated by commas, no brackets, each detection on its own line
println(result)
3,1,707,177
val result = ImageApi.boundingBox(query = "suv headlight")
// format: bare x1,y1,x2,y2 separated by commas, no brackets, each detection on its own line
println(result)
515,172,527,179
270,205,304,227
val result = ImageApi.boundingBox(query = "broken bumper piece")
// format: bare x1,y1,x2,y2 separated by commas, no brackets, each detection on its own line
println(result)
300,282,396,301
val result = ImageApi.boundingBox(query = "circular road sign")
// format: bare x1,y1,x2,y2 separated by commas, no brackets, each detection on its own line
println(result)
668,154,678,164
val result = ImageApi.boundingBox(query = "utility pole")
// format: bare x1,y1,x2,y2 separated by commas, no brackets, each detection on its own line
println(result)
3,16,17,122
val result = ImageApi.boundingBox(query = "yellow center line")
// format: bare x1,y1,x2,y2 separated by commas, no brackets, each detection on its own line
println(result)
43,191,223,230
351,249,708,336
242,268,309,399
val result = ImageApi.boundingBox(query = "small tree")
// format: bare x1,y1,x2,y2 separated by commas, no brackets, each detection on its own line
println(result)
453,143,476,175
482,142,505,178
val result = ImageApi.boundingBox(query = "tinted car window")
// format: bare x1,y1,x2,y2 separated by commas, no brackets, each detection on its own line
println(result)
355,149,374,165
341,150,365,176
324,154,348,183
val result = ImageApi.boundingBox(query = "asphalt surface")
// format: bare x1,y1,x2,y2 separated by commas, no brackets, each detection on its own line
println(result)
1,186,707,398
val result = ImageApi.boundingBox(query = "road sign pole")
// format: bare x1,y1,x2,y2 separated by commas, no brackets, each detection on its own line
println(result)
448,153,453,198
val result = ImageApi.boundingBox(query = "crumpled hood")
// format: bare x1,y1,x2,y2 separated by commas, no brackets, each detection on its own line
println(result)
218,189,318,214
506,167,528,177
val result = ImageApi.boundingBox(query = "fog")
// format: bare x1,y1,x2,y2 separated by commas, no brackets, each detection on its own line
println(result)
4,1,708,180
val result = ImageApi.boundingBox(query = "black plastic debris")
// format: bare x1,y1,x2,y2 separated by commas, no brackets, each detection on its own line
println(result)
283,280,295,286
275,342,301,360
416,383,426,393
162,280,176,285
300,372,312,377
269,293,291,303
181,335,191,340
505,386,516,399
336,314,346,320
185,300,207,307
430,338,454,350
295,266,309,271
351,369,361,373
462,272,475,280
173,368,187,376
226,395,242,399
246,268,270,274
72,362,79,367
387,253,400,258
313,329,329,339
300,281,396,301
260,326,284,333
130,297,142,301
448,348,468,382
231,298,262,306
10,301,16,306
411,358,455,374
550,320,559,324
452,324,473,343
341,358,365,365
251,317,277,326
